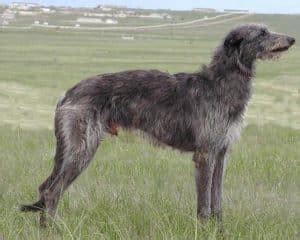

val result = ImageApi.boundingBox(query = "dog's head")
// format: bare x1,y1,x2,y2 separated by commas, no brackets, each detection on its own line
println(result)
224,24,295,61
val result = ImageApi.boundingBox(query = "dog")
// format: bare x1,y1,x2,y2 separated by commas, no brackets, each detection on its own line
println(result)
21,24,295,226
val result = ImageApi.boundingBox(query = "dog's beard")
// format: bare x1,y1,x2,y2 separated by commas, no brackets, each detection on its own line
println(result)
257,51,283,60
257,44,292,60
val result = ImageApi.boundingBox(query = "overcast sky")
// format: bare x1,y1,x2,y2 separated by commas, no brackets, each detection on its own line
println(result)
1,0,300,14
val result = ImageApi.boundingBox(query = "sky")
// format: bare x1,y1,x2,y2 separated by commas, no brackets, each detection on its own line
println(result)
1,0,300,14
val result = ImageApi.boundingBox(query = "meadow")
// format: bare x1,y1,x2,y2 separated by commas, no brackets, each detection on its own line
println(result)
0,8,299,239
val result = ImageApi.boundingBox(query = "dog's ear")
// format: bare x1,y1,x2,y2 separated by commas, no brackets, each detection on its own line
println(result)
224,31,244,54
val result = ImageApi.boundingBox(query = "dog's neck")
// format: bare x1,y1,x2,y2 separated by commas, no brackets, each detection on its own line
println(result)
209,47,255,82
195,48,255,119
236,56,254,80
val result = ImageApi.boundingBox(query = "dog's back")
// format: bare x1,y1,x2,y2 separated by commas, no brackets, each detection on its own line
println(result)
60,69,198,151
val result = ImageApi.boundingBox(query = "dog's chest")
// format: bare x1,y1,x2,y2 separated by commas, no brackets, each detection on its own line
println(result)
224,118,243,146
196,104,244,148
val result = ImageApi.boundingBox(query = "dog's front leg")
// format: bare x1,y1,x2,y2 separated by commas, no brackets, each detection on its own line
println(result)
193,150,215,220
211,147,228,221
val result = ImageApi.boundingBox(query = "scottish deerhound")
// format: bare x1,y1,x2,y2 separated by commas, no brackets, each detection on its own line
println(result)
21,24,295,226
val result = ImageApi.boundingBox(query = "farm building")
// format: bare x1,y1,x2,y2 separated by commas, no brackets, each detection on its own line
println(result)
18,11,38,16
1,10,16,20
41,8,55,13
139,13,172,19
84,13,113,17
95,4,127,10
193,8,217,12
77,18,104,24
224,9,250,13
116,13,127,18
1,20,9,25
105,18,118,24
10,2,39,10
121,35,135,40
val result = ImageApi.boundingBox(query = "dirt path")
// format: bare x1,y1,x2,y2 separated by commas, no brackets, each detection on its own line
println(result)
1,13,250,31
178,14,252,29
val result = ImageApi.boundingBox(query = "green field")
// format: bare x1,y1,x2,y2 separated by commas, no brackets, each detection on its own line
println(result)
0,8,299,239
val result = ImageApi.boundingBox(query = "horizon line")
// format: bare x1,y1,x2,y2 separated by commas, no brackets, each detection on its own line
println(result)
1,2,300,15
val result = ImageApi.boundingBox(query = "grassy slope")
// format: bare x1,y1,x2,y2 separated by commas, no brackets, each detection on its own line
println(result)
0,14,299,129
0,125,299,239
0,11,299,239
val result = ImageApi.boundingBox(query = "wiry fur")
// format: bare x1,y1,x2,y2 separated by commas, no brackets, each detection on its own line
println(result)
20,24,295,225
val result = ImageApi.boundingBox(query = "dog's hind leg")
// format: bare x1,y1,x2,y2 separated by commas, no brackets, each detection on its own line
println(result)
21,108,104,226
20,113,67,216
20,138,65,220
193,150,216,220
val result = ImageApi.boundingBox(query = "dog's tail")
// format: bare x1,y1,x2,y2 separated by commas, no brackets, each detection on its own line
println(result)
20,199,45,212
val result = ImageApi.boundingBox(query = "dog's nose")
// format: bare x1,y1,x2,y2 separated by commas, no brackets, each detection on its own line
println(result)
288,37,295,45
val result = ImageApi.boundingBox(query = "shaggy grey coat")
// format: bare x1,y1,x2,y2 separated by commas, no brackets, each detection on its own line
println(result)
21,24,295,225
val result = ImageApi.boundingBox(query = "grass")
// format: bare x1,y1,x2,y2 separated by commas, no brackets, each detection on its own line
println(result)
0,8,299,239
0,125,299,239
